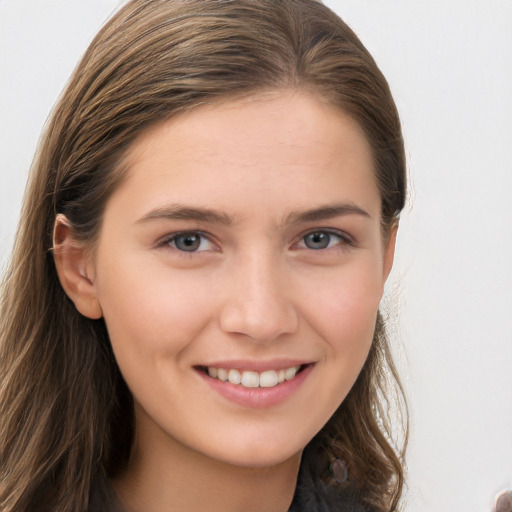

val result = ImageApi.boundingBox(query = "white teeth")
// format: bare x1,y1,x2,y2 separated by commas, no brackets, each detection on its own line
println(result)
241,371,259,388
285,366,299,380
228,369,241,385
206,365,302,388
259,370,278,388
217,368,228,381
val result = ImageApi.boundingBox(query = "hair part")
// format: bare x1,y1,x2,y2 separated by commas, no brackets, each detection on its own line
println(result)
0,1,407,511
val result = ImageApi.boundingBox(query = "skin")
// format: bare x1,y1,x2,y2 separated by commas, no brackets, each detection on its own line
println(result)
54,90,396,512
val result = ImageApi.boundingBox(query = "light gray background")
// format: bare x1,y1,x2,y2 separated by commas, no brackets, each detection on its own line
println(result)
1,1,511,511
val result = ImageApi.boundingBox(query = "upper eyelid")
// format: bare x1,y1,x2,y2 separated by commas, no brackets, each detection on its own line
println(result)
153,227,356,250
155,230,216,248
294,228,355,245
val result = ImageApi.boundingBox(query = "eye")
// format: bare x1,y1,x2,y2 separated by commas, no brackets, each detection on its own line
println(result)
298,230,352,250
163,231,216,252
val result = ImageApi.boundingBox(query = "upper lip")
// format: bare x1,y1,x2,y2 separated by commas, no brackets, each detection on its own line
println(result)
196,359,313,372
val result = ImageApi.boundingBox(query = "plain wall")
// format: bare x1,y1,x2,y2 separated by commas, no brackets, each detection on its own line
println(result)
1,1,512,511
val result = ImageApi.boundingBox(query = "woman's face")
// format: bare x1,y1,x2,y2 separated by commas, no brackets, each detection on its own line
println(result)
89,91,395,468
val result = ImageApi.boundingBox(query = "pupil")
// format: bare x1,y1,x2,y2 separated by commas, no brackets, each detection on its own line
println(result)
176,234,200,251
305,232,329,250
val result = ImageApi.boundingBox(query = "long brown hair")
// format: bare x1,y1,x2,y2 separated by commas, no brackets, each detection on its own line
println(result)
0,1,407,511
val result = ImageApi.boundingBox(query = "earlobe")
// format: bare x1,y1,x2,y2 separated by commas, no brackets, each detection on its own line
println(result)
53,214,103,319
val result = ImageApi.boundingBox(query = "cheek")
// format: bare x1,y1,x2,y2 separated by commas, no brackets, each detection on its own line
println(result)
317,279,380,406
299,265,381,411
95,257,214,363
290,268,382,430
301,264,383,349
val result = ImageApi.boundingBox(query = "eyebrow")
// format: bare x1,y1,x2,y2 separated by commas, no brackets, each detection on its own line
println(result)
136,204,233,225
136,202,371,227
284,203,371,224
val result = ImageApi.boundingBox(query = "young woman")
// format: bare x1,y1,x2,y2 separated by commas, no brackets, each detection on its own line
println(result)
0,1,407,511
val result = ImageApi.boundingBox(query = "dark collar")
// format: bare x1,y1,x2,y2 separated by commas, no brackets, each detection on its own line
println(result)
290,474,370,512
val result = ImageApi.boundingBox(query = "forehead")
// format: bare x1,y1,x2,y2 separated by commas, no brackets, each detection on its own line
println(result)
110,90,380,221
127,90,372,165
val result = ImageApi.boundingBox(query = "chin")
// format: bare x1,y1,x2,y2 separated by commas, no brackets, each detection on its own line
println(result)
199,432,309,470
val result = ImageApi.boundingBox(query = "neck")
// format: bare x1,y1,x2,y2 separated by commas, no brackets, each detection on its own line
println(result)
112,409,301,512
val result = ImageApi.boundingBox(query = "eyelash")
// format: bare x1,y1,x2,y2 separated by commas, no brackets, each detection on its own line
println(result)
157,231,217,253
294,229,355,251
157,229,354,253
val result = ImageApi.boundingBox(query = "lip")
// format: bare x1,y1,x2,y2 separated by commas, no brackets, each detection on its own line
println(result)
196,362,314,409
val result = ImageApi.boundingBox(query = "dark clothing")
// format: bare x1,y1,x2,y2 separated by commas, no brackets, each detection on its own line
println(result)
289,451,371,512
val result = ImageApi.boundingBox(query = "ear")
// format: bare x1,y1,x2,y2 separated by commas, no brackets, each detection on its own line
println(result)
382,222,398,282
53,214,103,319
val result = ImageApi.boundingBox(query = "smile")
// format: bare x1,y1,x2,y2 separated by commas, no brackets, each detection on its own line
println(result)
197,362,314,408
204,365,302,388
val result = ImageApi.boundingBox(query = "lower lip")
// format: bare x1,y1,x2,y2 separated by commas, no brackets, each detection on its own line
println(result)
197,364,314,409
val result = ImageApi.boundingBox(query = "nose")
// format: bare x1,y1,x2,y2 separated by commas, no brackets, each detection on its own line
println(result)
218,253,299,343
